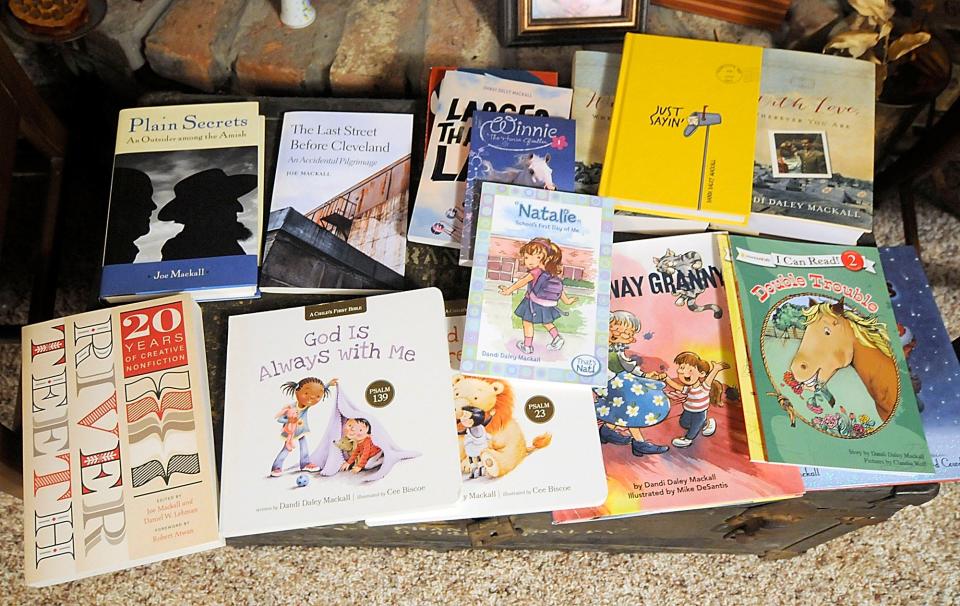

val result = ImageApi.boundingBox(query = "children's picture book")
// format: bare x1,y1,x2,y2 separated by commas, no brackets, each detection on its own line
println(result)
460,110,577,267
367,304,607,525
21,295,223,586
262,111,413,294
719,235,934,473
748,50,875,244
219,289,462,537
553,234,804,523
101,102,263,302
804,246,960,489
408,71,573,249
572,50,620,195
600,34,762,225
461,183,614,387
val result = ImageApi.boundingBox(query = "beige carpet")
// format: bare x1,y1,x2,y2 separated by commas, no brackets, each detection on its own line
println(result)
2,195,959,605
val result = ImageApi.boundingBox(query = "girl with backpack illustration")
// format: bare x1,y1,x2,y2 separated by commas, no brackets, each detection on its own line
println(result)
497,237,577,354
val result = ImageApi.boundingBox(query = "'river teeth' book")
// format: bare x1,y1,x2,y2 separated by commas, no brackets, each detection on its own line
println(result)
460,110,577,267
572,50,620,196
218,289,462,537
747,50,875,244
21,295,223,586
553,233,804,523
804,246,960,489
262,111,413,294
600,34,762,226
408,71,574,249
366,304,607,525
461,183,614,387
101,102,263,303
719,235,934,474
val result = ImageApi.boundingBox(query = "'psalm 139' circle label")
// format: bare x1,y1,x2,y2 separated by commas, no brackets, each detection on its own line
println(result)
365,380,395,408
524,395,555,424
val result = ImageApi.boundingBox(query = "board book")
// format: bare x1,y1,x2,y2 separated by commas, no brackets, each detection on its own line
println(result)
101,102,263,302
263,110,413,294
219,288,462,537
719,235,934,474
553,233,804,523
367,304,607,525
804,246,960,489
460,110,576,267
21,295,223,586
461,183,614,387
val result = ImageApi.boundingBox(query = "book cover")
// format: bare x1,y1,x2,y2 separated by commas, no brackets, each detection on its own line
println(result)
408,72,573,249
804,246,960,489
425,67,559,155
720,235,934,473
572,50,620,195
748,50,875,243
460,110,577,267
262,111,413,294
599,34,762,225
21,295,223,586
461,183,614,387
218,289,462,537
101,102,263,302
553,233,804,523
366,304,607,525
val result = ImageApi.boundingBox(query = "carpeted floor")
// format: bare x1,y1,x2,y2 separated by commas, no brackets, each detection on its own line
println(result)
2,124,959,602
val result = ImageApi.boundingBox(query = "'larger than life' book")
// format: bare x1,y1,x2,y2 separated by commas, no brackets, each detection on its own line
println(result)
21,295,223,586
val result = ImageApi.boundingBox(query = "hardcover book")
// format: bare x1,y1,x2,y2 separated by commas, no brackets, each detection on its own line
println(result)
460,110,576,267
262,111,413,294
719,235,934,473
553,233,804,523
101,102,263,302
219,289,462,537
408,71,573,249
748,50,875,244
804,246,960,489
21,295,223,586
600,34,763,225
366,304,607,525
461,183,614,387
571,50,620,195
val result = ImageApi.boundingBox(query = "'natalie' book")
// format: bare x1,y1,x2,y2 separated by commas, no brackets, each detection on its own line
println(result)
218,289,462,537
553,233,804,523
21,295,223,586
719,235,934,473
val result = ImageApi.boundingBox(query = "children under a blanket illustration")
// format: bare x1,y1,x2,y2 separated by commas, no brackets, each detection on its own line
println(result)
498,237,578,354
271,377,337,476
338,418,383,473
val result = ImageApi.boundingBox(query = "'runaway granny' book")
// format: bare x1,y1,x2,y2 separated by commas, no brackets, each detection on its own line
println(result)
21,295,223,586
460,110,577,267
367,305,607,525
804,246,960,489
719,235,934,473
263,111,413,294
219,289,462,537
461,183,614,387
553,233,804,523
408,71,573,249
101,102,263,302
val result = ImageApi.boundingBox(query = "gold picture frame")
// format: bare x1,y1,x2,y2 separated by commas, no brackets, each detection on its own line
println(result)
500,0,648,46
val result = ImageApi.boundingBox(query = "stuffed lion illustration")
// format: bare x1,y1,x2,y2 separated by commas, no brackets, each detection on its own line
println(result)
452,374,551,478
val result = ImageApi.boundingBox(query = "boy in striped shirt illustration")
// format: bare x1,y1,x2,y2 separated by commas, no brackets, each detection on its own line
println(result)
664,352,729,448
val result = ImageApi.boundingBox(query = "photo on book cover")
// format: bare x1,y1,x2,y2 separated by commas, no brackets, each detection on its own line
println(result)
768,131,832,179
104,147,260,266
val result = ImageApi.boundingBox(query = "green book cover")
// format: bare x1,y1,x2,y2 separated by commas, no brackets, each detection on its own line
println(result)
727,235,933,473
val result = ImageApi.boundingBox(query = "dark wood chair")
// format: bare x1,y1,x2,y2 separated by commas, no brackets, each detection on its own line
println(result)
0,36,68,497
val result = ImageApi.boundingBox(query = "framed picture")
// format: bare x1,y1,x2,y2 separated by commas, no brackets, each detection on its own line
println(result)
500,0,648,46
768,131,833,179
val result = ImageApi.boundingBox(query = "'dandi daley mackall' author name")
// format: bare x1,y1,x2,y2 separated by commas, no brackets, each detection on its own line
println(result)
152,267,208,280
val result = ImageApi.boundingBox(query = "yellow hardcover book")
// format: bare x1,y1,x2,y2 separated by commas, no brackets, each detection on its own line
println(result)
717,234,766,460
600,34,763,225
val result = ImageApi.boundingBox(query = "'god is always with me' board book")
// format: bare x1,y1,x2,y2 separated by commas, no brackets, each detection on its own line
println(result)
219,289,462,537
461,183,614,387
553,234,804,523
367,303,607,525
719,236,934,473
